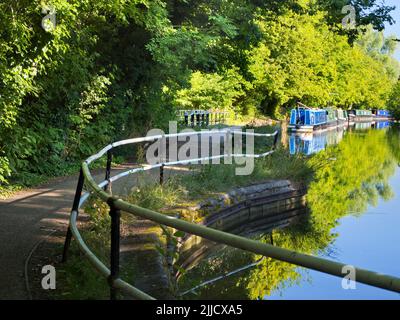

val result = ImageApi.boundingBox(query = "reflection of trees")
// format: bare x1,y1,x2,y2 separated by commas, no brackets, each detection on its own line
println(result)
246,129,399,299
387,125,400,164
242,226,330,299
307,130,396,229
179,128,399,300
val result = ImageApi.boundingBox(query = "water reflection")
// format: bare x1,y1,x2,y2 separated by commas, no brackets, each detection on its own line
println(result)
290,122,392,156
289,127,346,156
177,124,400,299
375,121,391,130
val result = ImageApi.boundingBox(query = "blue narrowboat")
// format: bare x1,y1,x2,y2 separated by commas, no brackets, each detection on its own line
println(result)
288,103,341,132
289,107,327,132
373,109,392,120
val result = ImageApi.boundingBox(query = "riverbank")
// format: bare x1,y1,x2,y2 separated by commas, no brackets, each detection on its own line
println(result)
36,141,312,299
22,124,400,299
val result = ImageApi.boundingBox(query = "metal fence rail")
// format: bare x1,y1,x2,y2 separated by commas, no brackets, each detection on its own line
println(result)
62,129,400,299
176,110,229,126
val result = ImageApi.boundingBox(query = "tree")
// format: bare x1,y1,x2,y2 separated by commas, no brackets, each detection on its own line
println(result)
318,0,396,31
387,82,400,120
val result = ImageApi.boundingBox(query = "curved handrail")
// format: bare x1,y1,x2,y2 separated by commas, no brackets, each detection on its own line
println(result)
66,129,279,299
64,129,400,299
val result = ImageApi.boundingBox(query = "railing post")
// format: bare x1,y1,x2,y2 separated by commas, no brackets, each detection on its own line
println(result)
160,164,165,185
184,112,189,126
108,198,121,300
62,168,85,263
104,150,113,192
272,130,280,150
160,134,166,185
190,112,194,127
225,129,232,164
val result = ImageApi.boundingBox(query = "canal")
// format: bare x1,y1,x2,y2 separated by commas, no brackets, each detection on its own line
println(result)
177,124,400,299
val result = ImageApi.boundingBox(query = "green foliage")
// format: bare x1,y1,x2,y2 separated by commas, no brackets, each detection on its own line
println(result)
246,11,398,116
0,157,11,184
0,0,398,190
54,240,110,300
387,82,400,120
175,68,251,112
127,179,186,212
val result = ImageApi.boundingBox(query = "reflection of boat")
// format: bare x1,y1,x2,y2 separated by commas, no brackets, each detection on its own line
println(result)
374,121,391,129
348,121,391,131
289,127,346,155
354,122,373,130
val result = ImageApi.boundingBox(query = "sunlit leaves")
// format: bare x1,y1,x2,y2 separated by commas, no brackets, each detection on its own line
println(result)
175,68,250,111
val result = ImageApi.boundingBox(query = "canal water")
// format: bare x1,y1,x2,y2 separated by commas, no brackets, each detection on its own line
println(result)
177,123,400,300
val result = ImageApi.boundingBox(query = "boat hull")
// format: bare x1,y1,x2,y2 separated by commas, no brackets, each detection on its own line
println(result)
374,116,393,121
288,120,339,133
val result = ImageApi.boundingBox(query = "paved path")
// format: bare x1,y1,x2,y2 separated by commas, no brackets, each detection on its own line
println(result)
0,165,171,300
0,175,80,299
0,127,246,299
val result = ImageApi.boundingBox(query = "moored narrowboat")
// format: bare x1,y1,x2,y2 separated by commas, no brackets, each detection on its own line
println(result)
326,107,338,127
348,109,373,122
336,109,348,125
289,106,328,132
373,109,392,121
288,103,343,132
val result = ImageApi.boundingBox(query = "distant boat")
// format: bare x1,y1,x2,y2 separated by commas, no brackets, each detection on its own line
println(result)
336,109,348,125
373,109,392,121
288,103,343,133
348,110,373,122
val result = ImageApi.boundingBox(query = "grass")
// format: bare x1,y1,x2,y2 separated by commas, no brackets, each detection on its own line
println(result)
52,197,165,300
125,123,311,220
53,239,111,300
50,124,312,299
51,197,111,299
127,146,312,220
